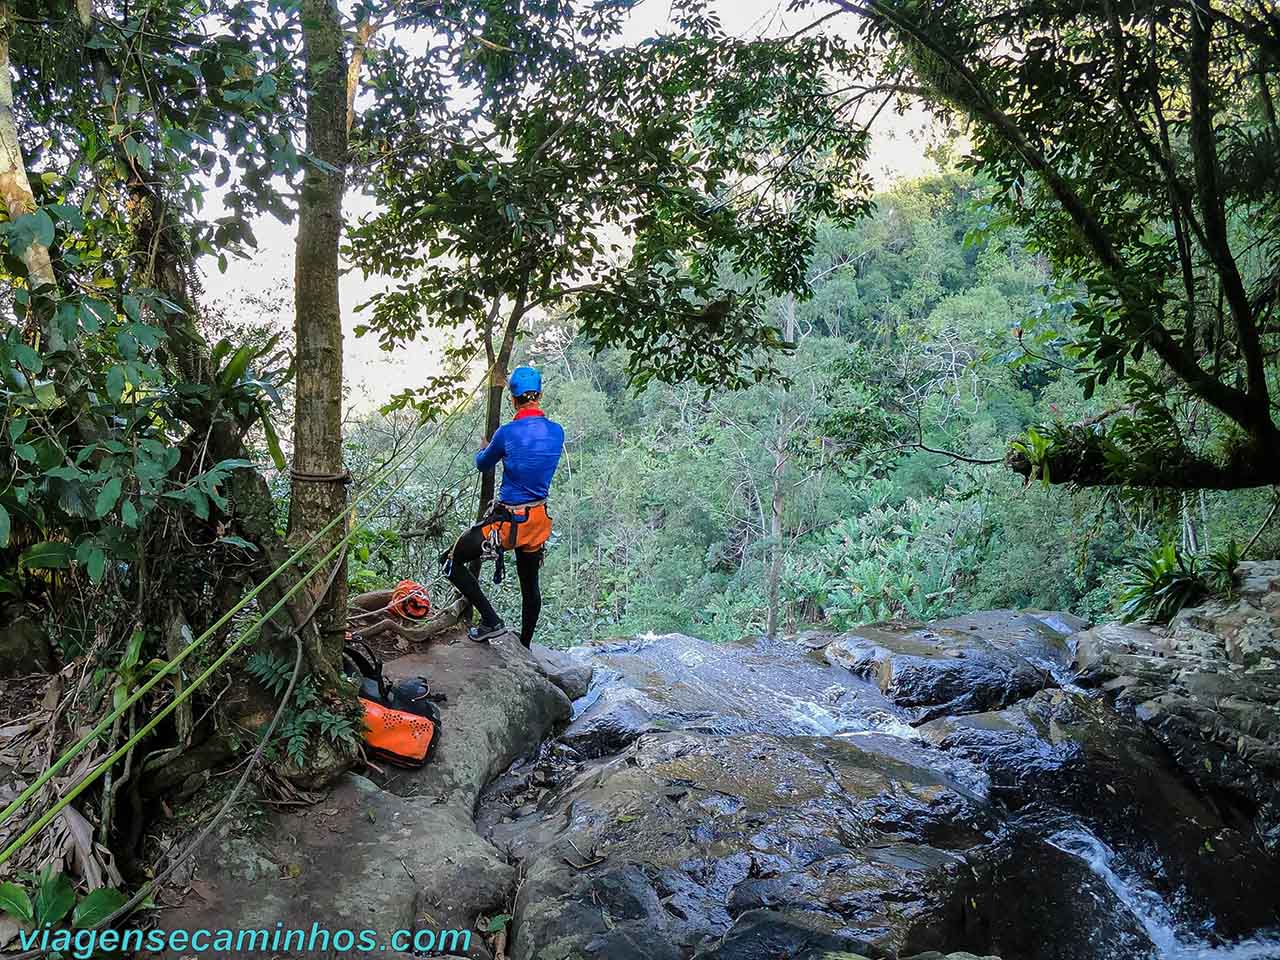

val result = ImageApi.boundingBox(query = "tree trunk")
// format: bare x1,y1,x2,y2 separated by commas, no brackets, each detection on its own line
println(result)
290,0,350,679
476,278,529,519
766,415,789,639
127,181,326,677
478,364,506,518
0,3,62,349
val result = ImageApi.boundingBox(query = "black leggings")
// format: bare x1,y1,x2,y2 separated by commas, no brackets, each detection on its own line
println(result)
445,525,543,647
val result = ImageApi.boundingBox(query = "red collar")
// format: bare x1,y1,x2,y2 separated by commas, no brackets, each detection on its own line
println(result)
513,407,545,421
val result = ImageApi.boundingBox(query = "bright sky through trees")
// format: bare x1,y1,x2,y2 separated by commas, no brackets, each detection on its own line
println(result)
196,0,941,410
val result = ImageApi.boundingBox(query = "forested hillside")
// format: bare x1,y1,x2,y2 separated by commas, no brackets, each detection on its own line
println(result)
348,170,1280,647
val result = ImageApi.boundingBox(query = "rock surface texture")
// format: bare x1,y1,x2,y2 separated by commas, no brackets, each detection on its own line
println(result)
166,584,1280,960
165,637,572,959
488,610,1280,960
1073,560,1280,852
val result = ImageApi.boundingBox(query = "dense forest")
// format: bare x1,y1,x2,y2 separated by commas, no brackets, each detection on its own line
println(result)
345,169,1280,646
0,0,1278,947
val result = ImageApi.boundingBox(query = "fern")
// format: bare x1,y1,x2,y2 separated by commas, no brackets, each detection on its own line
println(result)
317,712,358,745
246,651,363,767
245,651,292,696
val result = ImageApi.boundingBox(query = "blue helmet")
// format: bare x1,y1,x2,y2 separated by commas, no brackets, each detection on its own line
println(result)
508,366,542,396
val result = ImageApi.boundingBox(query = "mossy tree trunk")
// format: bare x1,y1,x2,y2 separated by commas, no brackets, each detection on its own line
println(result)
289,0,350,682
0,1,61,349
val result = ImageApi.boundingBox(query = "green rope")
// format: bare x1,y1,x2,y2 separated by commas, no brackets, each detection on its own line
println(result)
0,534,351,866
0,359,488,847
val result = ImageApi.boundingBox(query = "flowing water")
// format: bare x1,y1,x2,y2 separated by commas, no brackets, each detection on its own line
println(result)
1048,829,1280,960
556,631,1280,959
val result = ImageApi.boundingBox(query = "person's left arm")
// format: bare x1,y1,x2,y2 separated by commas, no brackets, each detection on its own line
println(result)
475,426,506,472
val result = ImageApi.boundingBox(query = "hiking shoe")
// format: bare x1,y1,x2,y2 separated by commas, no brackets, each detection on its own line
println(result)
468,621,506,643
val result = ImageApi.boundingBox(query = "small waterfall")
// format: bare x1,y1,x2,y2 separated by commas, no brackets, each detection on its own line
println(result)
1048,829,1280,960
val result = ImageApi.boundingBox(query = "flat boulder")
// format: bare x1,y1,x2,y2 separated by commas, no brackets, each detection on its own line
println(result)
494,730,1145,960
165,635,571,957
164,775,507,957
375,635,572,806
823,622,1056,721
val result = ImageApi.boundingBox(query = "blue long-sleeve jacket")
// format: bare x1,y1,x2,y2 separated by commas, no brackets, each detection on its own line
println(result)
475,409,565,505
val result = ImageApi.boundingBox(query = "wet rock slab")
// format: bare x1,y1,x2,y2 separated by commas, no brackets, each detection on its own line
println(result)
919,688,1280,939
495,730,1146,960
819,611,1076,721
560,633,912,759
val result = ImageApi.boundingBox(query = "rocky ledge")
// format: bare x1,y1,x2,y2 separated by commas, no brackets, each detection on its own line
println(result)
1073,560,1280,852
163,635,575,959
163,579,1280,960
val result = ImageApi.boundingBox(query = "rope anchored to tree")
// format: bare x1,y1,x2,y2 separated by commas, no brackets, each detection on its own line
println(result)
0,352,496,869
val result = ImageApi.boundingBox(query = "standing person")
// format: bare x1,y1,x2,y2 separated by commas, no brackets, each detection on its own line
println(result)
443,366,564,646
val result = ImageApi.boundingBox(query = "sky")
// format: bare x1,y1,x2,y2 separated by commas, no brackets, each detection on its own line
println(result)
197,0,941,413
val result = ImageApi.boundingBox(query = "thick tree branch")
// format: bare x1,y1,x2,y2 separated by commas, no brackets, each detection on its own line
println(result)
345,17,379,135
828,0,1275,448
1187,3,1271,422
1006,437,1280,490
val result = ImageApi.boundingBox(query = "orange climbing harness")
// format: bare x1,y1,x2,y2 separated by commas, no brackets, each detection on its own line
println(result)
480,501,552,554
388,579,432,619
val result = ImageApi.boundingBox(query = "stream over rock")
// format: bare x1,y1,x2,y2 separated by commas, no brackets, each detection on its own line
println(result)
167,595,1280,960
484,615,1280,960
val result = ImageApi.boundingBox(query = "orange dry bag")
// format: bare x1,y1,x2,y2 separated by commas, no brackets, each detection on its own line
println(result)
342,642,442,768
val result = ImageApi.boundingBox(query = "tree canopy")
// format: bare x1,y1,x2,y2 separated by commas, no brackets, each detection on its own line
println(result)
823,0,1280,488
348,0,872,406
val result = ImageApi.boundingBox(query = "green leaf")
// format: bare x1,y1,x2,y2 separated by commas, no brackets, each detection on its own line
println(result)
120,629,145,672
0,882,32,924
86,547,107,583
20,541,73,570
81,298,114,332
95,477,123,518
12,343,42,373
106,365,126,403
121,499,138,529
186,487,209,520
7,416,26,442
484,913,512,933
216,535,258,551
48,204,85,231
218,344,254,390
0,504,9,549
34,869,75,926
13,443,36,463
122,136,152,171
72,886,127,929
15,381,61,410
7,209,56,258
260,407,286,471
